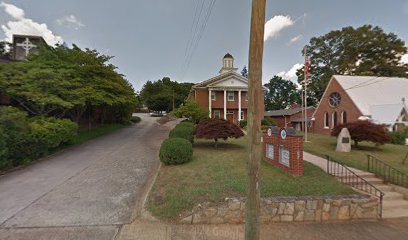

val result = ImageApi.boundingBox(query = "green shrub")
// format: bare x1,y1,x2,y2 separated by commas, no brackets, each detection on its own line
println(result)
130,116,141,123
169,126,194,143
0,107,30,167
159,138,193,164
262,117,276,126
176,122,195,129
239,120,247,128
389,129,408,145
28,117,78,150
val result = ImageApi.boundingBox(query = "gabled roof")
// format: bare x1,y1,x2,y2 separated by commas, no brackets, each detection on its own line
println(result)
265,107,314,117
370,103,408,124
192,70,268,91
333,75,408,116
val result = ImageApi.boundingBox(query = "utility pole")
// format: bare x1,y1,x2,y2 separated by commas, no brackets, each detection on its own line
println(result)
246,0,266,239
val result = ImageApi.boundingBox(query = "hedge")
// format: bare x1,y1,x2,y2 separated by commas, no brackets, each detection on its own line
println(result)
130,116,141,123
0,107,78,169
389,129,408,145
159,138,193,165
169,126,194,143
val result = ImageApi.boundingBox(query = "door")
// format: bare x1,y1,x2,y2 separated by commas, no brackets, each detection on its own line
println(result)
226,111,234,123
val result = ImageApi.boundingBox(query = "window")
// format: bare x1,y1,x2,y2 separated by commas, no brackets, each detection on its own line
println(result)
324,112,329,128
240,111,244,120
213,110,221,119
332,112,338,128
227,91,235,101
329,92,341,107
341,111,347,124
211,91,216,101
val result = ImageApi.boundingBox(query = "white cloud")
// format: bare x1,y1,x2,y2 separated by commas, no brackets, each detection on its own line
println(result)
276,63,303,87
1,2,63,46
57,15,85,30
0,2,24,20
402,54,408,64
264,15,294,41
288,35,303,45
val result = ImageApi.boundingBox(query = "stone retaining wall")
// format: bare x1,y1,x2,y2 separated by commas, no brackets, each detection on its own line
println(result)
181,195,379,224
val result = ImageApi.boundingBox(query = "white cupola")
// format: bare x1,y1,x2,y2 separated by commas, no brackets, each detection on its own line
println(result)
219,53,238,74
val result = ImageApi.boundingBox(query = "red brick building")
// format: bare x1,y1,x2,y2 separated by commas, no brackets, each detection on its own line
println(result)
265,106,315,131
188,53,267,124
313,75,408,135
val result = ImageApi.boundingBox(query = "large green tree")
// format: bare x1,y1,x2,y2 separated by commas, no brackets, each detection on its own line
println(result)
0,45,137,123
140,77,193,112
297,25,408,105
264,76,300,110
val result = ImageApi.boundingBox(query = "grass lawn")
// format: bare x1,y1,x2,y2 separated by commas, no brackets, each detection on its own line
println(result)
147,136,354,220
303,132,408,174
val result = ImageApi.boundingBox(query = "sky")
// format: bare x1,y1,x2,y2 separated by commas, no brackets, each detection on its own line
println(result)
1,0,408,91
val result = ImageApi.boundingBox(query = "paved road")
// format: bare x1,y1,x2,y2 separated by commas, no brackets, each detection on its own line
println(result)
0,114,175,240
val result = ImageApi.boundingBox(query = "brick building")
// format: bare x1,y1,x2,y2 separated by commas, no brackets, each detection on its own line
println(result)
188,53,267,124
313,75,408,135
265,105,315,131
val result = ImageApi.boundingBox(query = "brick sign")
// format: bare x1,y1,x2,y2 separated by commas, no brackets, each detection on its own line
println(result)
263,127,304,176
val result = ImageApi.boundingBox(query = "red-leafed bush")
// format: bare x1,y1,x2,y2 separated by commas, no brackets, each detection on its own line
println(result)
331,121,390,147
195,119,244,148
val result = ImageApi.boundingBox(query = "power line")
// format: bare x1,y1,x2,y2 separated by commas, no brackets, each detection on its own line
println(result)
180,0,217,81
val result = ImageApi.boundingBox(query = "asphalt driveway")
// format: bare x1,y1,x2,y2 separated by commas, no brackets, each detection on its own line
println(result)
0,114,175,239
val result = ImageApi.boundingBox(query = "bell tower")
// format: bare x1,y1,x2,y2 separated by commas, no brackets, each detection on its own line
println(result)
219,53,238,74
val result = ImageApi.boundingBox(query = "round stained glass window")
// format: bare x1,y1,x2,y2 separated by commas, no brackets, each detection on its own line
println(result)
329,92,341,107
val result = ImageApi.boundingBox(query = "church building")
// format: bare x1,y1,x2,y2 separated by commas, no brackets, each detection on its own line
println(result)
188,53,267,124
313,75,408,135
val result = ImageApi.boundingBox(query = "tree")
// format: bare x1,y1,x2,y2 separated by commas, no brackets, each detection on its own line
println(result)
173,101,208,124
297,25,408,105
195,118,244,148
139,77,194,112
264,76,300,110
241,66,248,77
0,41,11,57
0,45,137,123
331,121,390,147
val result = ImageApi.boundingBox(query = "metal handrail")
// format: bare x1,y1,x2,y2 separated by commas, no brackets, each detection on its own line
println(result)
326,155,384,218
367,154,408,188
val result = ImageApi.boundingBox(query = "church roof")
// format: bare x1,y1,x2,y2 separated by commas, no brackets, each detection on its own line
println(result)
224,53,233,59
332,75,408,116
192,70,268,91
370,103,407,125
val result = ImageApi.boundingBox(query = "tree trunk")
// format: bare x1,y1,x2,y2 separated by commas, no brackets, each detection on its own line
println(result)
246,0,266,239
214,138,218,149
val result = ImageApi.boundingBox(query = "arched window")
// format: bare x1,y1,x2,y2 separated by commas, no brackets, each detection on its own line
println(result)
332,112,338,128
341,111,347,124
324,112,329,128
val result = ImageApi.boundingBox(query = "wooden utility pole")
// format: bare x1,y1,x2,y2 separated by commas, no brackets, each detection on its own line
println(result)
246,0,266,239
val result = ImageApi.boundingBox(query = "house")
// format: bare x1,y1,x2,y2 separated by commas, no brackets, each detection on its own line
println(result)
265,104,315,131
313,75,408,135
188,53,267,124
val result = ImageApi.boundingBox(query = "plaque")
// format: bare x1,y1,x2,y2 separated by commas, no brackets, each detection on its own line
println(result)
342,137,350,143
266,144,274,160
280,129,287,140
279,146,290,167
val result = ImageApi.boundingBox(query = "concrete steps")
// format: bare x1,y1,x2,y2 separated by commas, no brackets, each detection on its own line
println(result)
382,207,408,219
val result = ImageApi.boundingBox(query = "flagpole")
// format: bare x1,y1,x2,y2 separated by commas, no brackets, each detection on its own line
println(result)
304,47,308,142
